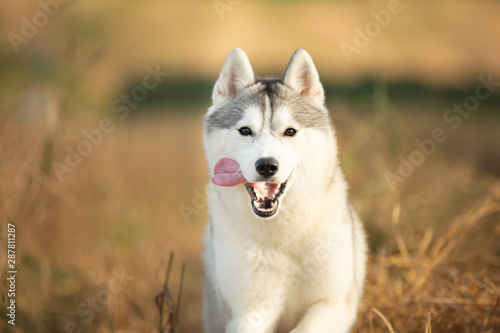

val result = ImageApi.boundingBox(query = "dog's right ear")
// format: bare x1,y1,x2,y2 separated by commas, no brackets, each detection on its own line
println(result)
212,48,255,107
282,49,325,108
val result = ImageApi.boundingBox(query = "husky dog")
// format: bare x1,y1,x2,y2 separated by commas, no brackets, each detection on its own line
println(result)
202,48,366,333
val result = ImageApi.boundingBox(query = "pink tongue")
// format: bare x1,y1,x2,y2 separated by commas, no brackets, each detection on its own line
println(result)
212,158,279,198
212,158,246,186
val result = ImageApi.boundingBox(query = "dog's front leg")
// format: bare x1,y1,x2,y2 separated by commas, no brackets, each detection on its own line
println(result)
225,305,282,333
290,299,355,333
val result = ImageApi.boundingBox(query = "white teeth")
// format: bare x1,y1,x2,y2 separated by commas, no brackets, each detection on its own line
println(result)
248,182,287,214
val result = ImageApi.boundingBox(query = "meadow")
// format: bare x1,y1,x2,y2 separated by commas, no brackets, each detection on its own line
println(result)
1,0,500,331
1,98,499,332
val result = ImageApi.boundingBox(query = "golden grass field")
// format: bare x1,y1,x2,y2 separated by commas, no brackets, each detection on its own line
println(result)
1,99,499,332
1,0,500,332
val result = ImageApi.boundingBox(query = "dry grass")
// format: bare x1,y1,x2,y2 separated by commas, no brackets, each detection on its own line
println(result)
155,252,184,333
354,193,500,332
2,1,500,332
0,98,499,332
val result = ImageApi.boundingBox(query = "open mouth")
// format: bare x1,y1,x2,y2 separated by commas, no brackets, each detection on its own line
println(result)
245,182,287,218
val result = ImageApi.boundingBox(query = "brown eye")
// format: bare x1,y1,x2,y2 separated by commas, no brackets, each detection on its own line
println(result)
284,128,296,136
239,127,252,136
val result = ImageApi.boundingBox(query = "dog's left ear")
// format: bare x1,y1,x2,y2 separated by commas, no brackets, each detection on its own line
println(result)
282,49,325,107
212,48,255,107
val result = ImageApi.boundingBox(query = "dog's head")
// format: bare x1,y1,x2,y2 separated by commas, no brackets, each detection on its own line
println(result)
204,49,337,218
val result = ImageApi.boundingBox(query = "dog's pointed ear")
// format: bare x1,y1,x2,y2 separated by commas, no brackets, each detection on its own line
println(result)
282,49,325,107
212,48,255,107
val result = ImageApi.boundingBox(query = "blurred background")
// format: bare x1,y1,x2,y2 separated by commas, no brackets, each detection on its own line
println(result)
1,0,499,332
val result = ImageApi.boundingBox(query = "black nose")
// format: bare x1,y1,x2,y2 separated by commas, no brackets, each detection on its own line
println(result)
255,157,279,178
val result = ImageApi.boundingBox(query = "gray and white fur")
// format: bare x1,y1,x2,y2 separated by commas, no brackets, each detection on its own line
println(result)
202,48,367,333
